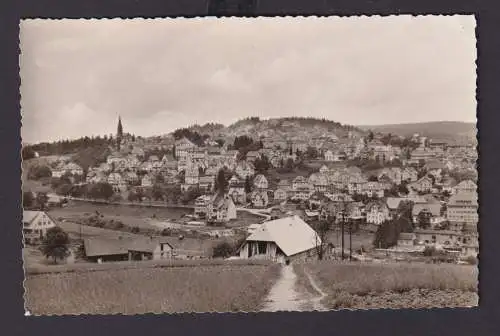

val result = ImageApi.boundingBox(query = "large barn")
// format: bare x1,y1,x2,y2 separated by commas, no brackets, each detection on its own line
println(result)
238,215,320,264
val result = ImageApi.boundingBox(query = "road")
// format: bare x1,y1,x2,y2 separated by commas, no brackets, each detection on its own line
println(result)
261,265,327,312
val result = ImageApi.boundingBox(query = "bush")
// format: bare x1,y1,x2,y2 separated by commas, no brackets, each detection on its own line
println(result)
212,241,234,258
28,165,52,180
131,226,140,234
161,228,172,236
465,255,478,265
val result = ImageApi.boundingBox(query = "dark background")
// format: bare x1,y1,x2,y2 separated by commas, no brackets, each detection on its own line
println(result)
1,1,498,335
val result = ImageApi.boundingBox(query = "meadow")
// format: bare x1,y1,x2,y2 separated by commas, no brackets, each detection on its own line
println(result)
294,261,478,309
25,261,281,315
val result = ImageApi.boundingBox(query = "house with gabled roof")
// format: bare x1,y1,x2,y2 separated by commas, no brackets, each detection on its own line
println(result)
408,176,433,193
23,210,57,244
108,172,127,192
253,174,269,190
308,173,328,193
366,201,391,225
175,137,197,158
402,167,418,182
207,193,237,224
250,190,269,208
238,215,320,264
412,202,443,227
235,161,255,179
452,180,477,195
246,151,261,163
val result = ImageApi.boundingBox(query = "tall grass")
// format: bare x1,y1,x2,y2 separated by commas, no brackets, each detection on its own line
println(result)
25,263,281,315
25,258,275,275
294,261,478,309
301,262,478,296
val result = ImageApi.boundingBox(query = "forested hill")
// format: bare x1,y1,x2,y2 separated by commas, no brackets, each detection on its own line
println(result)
358,121,476,140
180,117,365,140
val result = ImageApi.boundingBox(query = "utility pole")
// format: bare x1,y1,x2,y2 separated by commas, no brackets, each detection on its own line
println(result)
341,210,345,261
349,219,353,261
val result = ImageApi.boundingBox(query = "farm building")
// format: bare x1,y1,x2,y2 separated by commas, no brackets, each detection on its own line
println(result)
238,215,319,264
83,237,174,263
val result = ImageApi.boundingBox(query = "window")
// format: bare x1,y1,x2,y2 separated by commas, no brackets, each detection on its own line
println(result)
258,242,267,254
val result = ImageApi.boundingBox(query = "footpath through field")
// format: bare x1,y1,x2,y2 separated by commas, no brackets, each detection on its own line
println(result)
261,265,327,312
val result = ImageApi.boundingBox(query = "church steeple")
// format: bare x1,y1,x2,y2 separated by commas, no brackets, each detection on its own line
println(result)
117,116,123,138
116,116,123,151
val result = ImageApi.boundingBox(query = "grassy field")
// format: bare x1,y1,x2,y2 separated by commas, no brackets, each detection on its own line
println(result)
294,261,478,309
54,221,231,258
325,230,375,252
50,202,192,228
50,202,262,230
25,262,281,315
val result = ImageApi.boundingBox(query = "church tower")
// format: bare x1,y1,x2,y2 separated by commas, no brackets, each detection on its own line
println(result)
116,116,123,150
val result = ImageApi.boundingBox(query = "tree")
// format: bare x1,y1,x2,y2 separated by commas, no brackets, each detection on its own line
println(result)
233,135,254,150
28,165,52,180
36,192,49,210
367,131,374,142
152,184,164,201
306,146,319,159
254,155,271,173
128,190,139,202
368,175,378,182
417,209,432,229
212,241,234,258
244,176,252,194
215,169,228,193
87,182,114,200
398,182,409,195
22,146,36,160
373,220,399,249
23,191,34,208
155,174,165,184
40,226,70,264
56,183,73,196
313,219,332,260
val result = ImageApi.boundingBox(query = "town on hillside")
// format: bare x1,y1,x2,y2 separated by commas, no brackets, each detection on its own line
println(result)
20,15,479,315
22,116,478,267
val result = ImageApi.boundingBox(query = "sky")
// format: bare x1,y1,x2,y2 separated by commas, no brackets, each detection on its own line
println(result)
20,16,477,144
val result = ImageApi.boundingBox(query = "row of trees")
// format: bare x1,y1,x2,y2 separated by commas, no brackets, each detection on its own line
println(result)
172,128,208,147
26,135,118,157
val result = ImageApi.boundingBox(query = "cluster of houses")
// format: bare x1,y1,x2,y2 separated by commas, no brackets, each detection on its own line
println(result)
31,122,478,261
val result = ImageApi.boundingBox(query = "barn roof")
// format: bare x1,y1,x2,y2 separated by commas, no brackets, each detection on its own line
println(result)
245,215,319,257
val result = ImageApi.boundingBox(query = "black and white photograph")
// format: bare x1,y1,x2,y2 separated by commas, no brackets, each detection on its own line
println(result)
20,16,478,315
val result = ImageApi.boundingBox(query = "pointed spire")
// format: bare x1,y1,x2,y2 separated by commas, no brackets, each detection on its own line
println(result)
117,115,123,138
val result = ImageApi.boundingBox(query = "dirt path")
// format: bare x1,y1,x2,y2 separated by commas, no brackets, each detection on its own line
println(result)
261,265,327,312
304,268,328,311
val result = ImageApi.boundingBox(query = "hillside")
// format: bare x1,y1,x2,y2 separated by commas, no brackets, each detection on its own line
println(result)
358,121,477,140
183,117,365,140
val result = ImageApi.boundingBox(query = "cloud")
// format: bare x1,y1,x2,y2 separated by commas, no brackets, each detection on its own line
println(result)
20,16,477,143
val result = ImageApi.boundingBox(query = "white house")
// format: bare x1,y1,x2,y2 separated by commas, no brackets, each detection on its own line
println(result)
324,150,334,162
238,215,320,264
365,201,391,225
452,180,477,195
175,137,197,158
253,174,269,190
23,210,57,244
141,174,154,188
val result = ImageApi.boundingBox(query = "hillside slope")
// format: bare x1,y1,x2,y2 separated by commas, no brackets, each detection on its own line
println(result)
182,117,365,140
358,121,476,140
